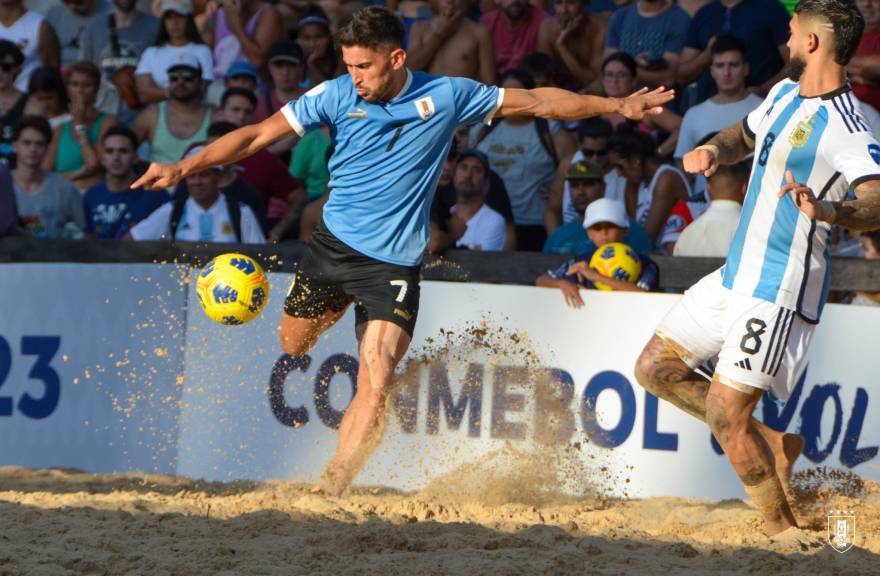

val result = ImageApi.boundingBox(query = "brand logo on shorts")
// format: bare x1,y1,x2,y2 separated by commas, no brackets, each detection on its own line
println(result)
828,510,856,553
734,358,752,371
394,308,412,321
414,97,435,120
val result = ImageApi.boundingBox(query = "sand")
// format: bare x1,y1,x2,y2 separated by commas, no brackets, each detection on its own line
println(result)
1,466,878,576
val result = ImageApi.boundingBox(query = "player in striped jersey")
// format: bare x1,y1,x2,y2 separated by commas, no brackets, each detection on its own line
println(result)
634,0,880,540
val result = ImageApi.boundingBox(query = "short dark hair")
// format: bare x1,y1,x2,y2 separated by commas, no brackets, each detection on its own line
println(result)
101,125,138,149
711,35,747,59
335,6,405,50
207,121,237,139
12,115,52,143
68,60,101,86
795,0,865,65
602,52,637,76
0,40,24,67
499,68,536,90
577,117,613,142
520,52,556,80
220,86,256,109
609,129,655,160
27,66,68,110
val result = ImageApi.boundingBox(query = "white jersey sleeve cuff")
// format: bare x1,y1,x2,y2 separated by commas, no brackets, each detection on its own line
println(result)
482,87,505,125
281,105,306,137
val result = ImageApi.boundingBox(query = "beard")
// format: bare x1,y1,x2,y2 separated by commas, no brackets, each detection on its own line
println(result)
786,56,807,81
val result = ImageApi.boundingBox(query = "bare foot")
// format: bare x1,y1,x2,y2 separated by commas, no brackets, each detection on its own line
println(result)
318,463,348,497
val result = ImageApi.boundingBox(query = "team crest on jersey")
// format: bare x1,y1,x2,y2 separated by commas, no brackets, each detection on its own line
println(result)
414,97,435,120
789,114,817,148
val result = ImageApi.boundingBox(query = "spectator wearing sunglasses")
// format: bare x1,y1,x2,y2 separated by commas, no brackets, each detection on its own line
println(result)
0,40,27,167
0,0,60,92
545,116,629,232
135,0,214,105
46,0,108,68
132,53,213,165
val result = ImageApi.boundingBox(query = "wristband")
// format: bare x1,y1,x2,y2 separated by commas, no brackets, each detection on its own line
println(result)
74,124,89,137
694,144,719,159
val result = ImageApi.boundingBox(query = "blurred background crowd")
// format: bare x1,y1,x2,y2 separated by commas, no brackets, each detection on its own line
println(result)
0,0,879,304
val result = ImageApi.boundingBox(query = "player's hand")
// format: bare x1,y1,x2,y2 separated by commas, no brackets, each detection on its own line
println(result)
557,14,583,45
437,7,463,39
779,170,835,221
683,146,719,177
617,86,675,121
557,280,585,309
132,162,185,190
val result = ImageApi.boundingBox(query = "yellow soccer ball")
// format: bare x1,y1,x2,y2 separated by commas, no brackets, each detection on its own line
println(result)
588,242,642,291
195,253,269,325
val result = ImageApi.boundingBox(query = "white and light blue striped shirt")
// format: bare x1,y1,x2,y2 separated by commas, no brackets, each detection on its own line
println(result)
723,80,880,322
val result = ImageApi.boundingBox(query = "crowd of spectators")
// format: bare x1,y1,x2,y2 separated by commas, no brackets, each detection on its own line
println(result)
0,0,878,299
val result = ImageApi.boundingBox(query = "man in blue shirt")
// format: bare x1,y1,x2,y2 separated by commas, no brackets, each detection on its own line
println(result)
84,126,169,239
133,6,673,496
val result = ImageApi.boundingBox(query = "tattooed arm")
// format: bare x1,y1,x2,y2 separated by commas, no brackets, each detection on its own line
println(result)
779,171,880,232
681,121,755,178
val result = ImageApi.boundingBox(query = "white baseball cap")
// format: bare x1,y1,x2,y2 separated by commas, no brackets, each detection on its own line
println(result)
583,198,629,230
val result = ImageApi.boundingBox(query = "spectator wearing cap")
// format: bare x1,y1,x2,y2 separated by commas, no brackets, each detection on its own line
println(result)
677,0,790,103
135,0,214,105
13,115,86,238
128,141,264,243
79,0,160,121
0,161,22,237
253,39,305,123
83,126,170,239
543,159,651,254
0,40,27,167
224,60,257,92
407,0,496,85
536,197,659,308
132,52,213,164
253,39,305,158
429,148,507,252
46,0,106,68
45,60,119,191
0,0,59,93
203,0,282,81
480,0,548,75
430,146,517,252
603,0,690,89
296,9,342,88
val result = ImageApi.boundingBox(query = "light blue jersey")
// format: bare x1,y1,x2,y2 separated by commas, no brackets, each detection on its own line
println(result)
723,80,880,321
282,70,503,266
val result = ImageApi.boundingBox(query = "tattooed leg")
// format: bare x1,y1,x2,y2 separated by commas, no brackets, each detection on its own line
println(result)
706,379,797,536
633,334,804,503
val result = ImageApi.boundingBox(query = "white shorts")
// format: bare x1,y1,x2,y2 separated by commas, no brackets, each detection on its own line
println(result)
656,269,815,400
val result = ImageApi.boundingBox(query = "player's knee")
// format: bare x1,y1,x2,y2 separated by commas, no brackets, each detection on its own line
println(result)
278,327,315,357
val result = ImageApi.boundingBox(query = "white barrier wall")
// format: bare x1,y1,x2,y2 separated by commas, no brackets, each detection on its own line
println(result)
0,264,186,473
2,264,878,499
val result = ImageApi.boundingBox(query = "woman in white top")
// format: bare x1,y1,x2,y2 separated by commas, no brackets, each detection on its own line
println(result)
608,129,691,246
135,0,213,104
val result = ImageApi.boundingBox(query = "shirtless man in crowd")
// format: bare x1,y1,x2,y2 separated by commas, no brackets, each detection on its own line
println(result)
537,0,605,89
407,0,496,84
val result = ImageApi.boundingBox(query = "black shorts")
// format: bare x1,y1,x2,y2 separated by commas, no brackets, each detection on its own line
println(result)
284,221,421,336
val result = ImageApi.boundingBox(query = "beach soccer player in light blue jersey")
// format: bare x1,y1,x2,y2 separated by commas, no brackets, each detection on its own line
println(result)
635,0,880,543
134,5,674,496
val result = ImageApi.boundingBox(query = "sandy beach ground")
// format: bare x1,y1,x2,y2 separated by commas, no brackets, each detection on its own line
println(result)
0,466,877,576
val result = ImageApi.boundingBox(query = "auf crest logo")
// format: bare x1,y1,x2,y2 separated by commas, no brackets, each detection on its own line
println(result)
229,258,255,275
212,284,238,304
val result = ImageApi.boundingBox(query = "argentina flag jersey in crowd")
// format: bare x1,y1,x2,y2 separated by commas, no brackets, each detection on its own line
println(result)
723,79,880,322
281,70,504,266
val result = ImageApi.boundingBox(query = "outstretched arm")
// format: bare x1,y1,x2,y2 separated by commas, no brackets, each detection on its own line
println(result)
132,111,294,190
497,86,674,121
780,171,880,232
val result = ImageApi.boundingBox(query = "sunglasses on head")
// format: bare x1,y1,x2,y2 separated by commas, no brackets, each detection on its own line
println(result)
169,71,197,82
